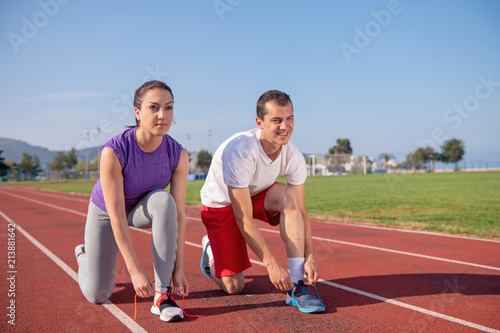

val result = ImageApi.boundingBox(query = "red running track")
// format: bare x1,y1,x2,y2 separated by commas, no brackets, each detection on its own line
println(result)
0,184,499,332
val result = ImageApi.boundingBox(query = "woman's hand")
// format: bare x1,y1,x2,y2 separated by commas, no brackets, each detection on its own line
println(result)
171,269,189,296
130,267,155,298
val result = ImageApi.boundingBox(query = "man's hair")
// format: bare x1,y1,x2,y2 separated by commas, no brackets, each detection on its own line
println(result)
256,90,292,120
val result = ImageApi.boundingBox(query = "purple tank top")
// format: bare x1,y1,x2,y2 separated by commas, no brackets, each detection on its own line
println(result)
90,128,183,212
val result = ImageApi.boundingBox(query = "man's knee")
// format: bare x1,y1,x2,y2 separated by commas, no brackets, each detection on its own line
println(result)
221,274,245,295
281,186,301,214
224,281,245,295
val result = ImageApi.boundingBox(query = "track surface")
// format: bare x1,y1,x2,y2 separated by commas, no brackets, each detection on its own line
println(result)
0,184,499,332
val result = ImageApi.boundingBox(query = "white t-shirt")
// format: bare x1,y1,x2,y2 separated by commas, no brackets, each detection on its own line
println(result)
200,128,307,208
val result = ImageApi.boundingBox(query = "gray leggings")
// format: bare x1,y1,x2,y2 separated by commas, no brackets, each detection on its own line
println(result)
78,189,178,304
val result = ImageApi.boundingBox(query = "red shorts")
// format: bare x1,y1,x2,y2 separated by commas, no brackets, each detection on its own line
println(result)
201,184,281,278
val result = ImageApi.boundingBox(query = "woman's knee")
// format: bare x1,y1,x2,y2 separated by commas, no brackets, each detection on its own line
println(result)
82,287,113,304
148,189,175,208
146,190,177,219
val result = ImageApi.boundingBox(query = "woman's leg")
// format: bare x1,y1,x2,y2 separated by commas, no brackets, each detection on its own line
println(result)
78,201,119,304
127,189,178,291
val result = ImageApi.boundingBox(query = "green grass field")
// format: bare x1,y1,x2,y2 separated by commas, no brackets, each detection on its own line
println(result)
26,171,500,239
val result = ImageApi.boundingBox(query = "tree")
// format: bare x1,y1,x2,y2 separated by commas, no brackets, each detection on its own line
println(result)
65,148,78,170
328,139,352,155
404,152,417,172
413,147,430,171
18,153,40,180
328,139,352,174
0,150,9,180
440,138,465,171
196,149,213,173
379,153,395,171
426,147,439,172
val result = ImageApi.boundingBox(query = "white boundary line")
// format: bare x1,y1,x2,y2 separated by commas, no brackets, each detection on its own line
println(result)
0,210,147,333
3,189,499,272
260,228,500,272
5,187,499,244
2,191,500,331
310,219,500,244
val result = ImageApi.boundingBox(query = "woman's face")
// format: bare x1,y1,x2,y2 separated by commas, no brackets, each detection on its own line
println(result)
135,88,174,136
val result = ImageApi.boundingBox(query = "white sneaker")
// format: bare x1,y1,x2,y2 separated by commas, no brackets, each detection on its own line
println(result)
150,287,184,322
200,235,212,279
74,244,85,267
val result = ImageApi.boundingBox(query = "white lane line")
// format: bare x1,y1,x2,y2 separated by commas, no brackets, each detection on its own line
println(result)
141,229,500,332
260,228,500,272
5,187,90,203
0,190,87,217
3,190,500,332
319,280,500,333
2,189,499,272
0,210,148,333
3,189,499,271
310,219,500,244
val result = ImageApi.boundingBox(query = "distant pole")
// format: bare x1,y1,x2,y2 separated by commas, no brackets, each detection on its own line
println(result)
208,130,212,153
187,134,191,173
97,127,101,177
85,132,89,180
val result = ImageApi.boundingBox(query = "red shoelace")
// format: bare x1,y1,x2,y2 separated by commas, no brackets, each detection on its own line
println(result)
134,290,203,321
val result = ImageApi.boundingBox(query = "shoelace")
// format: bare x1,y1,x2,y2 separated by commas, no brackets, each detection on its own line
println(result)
295,282,324,304
134,290,203,321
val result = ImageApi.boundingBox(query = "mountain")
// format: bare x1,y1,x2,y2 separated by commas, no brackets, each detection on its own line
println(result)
0,137,99,167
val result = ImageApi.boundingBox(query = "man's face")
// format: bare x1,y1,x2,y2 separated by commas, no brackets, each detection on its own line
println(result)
256,101,294,148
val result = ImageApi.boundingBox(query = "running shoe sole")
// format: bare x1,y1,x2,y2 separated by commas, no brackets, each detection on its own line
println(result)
200,235,212,279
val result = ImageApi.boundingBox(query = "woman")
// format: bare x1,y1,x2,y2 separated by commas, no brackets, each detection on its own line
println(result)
75,80,189,322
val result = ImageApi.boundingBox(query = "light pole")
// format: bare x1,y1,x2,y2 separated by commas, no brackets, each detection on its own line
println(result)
85,132,89,180
208,129,212,154
96,127,101,177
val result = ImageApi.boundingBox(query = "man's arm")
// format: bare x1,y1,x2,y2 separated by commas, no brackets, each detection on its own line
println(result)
228,186,294,291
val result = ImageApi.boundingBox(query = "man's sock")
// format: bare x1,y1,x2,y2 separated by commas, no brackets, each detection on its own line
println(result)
287,257,305,284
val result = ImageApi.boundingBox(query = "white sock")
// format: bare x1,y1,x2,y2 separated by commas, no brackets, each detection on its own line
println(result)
287,257,305,284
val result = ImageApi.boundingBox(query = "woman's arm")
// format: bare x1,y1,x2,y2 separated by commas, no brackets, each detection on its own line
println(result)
100,147,154,298
169,149,189,295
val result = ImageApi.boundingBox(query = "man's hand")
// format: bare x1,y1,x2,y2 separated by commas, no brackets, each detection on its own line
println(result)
303,256,320,285
267,260,294,291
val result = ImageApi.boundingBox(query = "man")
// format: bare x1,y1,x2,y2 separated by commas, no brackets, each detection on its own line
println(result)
200,90,325,313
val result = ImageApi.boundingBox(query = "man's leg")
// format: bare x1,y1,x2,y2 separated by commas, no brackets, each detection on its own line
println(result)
263,183,305,260
262,183,325,313
201,206,251,295
211,265,245,295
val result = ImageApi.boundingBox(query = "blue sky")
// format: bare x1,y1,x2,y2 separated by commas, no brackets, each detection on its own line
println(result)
1,0,499,163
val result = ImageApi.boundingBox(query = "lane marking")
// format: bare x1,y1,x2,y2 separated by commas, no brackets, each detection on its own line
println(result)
2,189,498,272
0,210,148,333
2,193,499,332
319,280,500,333
139,229,500,332
310,219,500,244
261,228,500,272
4,187,499,244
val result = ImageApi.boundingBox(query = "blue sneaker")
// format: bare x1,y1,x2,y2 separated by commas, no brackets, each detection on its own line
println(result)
286,281,325,313
200,235,212,279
